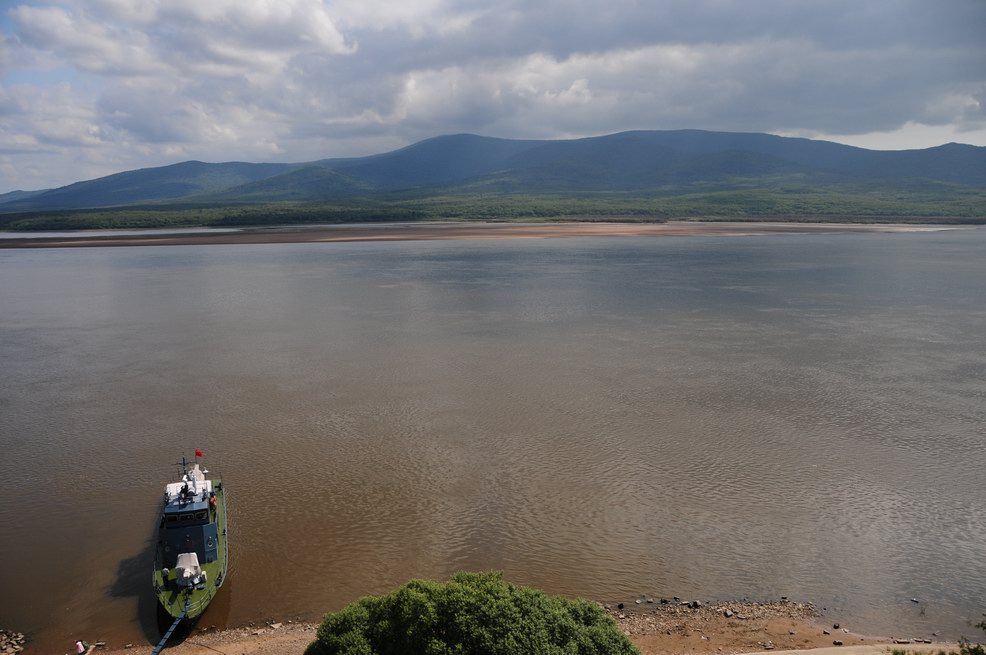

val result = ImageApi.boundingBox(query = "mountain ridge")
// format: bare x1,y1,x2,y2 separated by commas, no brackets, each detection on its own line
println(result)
2,130,984,214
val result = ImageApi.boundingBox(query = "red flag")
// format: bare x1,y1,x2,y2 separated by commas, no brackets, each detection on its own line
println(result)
195,449,204,458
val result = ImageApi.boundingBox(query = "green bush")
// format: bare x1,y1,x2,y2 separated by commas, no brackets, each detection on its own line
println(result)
958,614,986,655
305,572,639,655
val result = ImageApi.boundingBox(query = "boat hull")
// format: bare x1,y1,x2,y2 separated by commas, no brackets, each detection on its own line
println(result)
153,479,228,621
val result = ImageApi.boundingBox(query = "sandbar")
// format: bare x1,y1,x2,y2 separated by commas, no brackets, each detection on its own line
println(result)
0,221,972,249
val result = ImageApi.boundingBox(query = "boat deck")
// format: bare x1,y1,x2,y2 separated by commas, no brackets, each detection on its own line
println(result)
154,479,228,620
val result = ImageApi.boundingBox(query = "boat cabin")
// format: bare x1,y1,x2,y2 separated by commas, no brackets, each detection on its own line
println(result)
159,464,220,567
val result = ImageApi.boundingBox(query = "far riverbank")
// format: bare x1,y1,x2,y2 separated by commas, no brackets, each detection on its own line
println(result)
0,220,973,249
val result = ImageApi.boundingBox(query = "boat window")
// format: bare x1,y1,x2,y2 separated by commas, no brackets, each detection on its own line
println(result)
166,515,178,524
195,511,207,520
180,513,193,522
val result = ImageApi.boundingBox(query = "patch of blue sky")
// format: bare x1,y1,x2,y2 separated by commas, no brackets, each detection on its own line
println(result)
2,67,84,85
0,4,23,34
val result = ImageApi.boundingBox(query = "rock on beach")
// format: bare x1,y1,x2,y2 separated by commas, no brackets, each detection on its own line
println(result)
0,629,26,654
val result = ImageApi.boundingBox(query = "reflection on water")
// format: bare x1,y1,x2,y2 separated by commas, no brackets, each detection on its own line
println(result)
1,231,985,650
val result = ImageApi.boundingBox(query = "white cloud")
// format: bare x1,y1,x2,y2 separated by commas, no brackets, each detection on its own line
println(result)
157,0,353,55
783,122,986,152
921,89,984,126
383,39,986,140
325,0,481,36
0,83,102,148
11,5,164,75
11,0,353,80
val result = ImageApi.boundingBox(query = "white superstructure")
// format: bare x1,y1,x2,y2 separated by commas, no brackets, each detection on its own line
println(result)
164,463,213,504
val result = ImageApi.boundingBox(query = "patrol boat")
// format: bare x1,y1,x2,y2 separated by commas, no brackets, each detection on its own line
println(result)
152,451,228,624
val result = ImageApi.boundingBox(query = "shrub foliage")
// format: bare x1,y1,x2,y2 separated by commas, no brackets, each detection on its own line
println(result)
304,572,639,655
958,614,986,655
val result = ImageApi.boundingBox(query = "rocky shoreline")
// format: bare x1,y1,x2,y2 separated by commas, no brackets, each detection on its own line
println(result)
0,629,26,654
604,599,861,655
15,597,959,655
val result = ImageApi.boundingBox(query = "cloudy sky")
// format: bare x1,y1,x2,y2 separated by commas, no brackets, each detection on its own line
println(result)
1,0,984,193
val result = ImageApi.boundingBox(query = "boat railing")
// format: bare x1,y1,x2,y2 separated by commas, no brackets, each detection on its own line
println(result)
186,483,229,616
221,483,229,581
183,584,219,617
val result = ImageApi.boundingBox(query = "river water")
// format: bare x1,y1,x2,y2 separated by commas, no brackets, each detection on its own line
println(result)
1,230,984,650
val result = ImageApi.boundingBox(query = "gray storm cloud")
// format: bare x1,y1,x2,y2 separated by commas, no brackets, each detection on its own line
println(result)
1,0,984,192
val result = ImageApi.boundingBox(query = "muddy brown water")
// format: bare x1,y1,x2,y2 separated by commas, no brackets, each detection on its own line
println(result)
1,229,984,651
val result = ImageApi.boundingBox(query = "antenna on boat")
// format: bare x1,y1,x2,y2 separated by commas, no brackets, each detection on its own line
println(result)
173,455,189,480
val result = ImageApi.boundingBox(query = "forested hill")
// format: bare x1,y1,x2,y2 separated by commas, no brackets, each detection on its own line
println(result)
1,130,984,223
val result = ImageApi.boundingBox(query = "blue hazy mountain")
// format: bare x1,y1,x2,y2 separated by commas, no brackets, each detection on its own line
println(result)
3,130,984,212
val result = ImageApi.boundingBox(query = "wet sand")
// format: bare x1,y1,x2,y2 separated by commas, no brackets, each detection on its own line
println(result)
0,220,969,249
83,601,955,655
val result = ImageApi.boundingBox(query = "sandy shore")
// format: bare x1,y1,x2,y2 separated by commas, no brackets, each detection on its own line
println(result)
0,221,972,249
72,600,954,655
